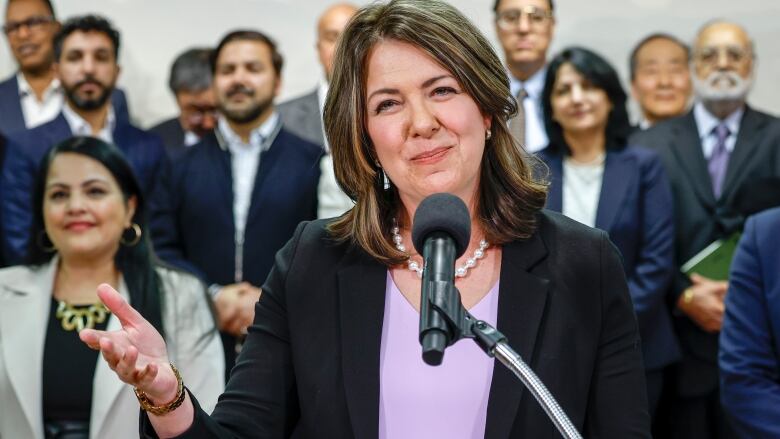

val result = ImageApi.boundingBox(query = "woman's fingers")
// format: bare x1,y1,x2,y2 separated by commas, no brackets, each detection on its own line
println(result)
79,328,108,350
97,283,146,328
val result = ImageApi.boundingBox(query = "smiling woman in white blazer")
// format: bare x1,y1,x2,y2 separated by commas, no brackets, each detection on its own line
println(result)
0,136,223,439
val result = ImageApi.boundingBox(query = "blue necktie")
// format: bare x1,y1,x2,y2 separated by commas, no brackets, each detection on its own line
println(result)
708,124,731,198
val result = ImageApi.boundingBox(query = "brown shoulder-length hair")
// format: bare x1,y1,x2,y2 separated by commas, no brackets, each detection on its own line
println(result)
325,0,548,266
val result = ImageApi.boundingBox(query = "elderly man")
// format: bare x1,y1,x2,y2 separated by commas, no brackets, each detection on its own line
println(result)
150,47,217,160
630,33,693,129
0,0,128,135
632,21,780,439
279,3,358,218
493,0,555,152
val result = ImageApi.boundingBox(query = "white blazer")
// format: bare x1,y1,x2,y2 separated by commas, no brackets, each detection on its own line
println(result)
0,257,225,439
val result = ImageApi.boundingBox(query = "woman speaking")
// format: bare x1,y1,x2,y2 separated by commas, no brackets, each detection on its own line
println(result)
80,0,650,437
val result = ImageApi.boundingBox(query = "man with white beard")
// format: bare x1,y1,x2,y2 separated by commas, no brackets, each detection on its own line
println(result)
631,20,780,439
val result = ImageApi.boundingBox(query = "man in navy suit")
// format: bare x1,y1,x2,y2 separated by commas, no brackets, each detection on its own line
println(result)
150,30,321,373
0,0,128,136
719,207,780,438
1,15,167,264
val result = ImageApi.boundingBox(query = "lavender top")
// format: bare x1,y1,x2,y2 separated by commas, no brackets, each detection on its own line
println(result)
378,272,500,439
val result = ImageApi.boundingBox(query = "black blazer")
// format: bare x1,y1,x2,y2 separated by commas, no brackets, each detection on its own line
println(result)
148,117,188,161
141,211,650,438
630,106,780,397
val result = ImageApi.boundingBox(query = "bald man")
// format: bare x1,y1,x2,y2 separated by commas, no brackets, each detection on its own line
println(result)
279,3,358,218
631,21,780,439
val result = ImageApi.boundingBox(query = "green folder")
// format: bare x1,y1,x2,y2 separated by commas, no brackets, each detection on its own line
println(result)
681,232,742,281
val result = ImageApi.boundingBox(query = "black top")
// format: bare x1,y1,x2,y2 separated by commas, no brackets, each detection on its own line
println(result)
42,298,110,422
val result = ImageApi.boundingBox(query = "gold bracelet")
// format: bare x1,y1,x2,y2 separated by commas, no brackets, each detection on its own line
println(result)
682,288,695,306
134,363,185,416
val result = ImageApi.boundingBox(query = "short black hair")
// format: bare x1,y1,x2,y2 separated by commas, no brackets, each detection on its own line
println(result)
628,33,690,81
168,47,213,94
542,46,632,154
6,0,56,20
53,14,120,61
493,0,554,13
211,29,283,76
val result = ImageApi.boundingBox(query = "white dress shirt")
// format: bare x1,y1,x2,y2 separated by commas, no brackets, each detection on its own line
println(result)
316,78,355,219
562,156,605,228
509,66,549,153
61,103,116,144
16,73,64,129
693,102,743,159
217,113,279,281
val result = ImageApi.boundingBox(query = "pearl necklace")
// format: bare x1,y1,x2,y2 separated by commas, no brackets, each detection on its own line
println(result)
391,224,489,278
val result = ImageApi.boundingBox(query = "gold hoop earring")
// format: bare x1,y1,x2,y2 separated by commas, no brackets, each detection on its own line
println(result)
37,230,56,253
121,223,142,246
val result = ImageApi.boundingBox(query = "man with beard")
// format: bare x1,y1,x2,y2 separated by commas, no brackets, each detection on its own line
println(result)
493,0,555,153
279,3,357,219
150,30,321,374
631,20,780,439
0,15,167,264
0,0,129,136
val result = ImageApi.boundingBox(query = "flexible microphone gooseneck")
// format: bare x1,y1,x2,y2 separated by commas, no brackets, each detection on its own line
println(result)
411,193,471,366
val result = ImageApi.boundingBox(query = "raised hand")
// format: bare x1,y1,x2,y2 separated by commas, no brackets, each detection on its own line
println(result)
79,283,178,404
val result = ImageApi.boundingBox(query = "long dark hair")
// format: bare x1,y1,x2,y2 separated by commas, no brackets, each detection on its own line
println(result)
27,136,164,335
542,46,632,154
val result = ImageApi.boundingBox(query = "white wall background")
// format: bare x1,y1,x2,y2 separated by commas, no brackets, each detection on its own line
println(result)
2,0,779,127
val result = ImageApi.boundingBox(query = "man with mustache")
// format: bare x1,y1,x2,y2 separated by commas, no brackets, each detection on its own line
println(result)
150,30,321,376
632,20,780,439
0,15,167,264
0,0,129,136
493,0,555,153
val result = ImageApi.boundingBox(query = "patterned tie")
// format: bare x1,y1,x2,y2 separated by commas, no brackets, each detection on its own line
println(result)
708,124,731,198
509,87,528,150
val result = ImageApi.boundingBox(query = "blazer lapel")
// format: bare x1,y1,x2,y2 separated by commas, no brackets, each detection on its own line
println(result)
0,77,26,133
669,113,716,208
721,107,765,200
338,249,386,439
90,277,132,438
595,151,633,232
246,126,284,225
484,232,550,439
207,131,235,214
0,259,59,439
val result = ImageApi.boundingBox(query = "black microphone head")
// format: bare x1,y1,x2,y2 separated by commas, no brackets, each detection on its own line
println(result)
411,193,471,258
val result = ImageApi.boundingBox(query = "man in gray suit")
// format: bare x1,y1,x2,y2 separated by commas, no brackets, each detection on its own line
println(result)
631,20,780,439
278,3,357,218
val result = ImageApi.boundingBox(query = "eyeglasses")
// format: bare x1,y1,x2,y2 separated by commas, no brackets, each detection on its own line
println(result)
496,6,553,31
2,15,55,36
694,45,752,67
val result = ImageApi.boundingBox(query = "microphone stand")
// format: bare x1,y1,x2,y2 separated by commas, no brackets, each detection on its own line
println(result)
425,280,583,439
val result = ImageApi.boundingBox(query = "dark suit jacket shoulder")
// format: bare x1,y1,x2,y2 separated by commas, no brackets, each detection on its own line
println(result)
142,210,650,438
149,117,189,160
278,90,325,148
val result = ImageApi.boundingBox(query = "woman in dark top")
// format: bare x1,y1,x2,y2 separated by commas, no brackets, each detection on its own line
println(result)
0,136,223,439
537,46,679,419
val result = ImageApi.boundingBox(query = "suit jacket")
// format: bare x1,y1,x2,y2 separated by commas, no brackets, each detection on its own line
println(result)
0,113,168,264
278,90,325,148
141,211,651,438
149,117,189,161
719,207,780,438
150,127,321,288
0,257,224,439
0,73,130,136
630,106,780,396
540,145,680,371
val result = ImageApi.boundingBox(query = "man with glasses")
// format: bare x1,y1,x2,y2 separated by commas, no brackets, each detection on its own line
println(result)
493,0,555,153
150,47,217,161
0,0,129,136
632,20,780,439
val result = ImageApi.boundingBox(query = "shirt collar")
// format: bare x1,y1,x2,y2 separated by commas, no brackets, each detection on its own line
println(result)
61,102,116,139
217,111,280,152
509,65,547,100
693,101,744,140
16,72,61,100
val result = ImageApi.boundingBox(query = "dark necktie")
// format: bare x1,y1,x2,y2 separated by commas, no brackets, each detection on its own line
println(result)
708,124,731,198
509,87,528,149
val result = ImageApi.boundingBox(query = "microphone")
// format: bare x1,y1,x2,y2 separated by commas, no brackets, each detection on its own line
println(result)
411,193,471,365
